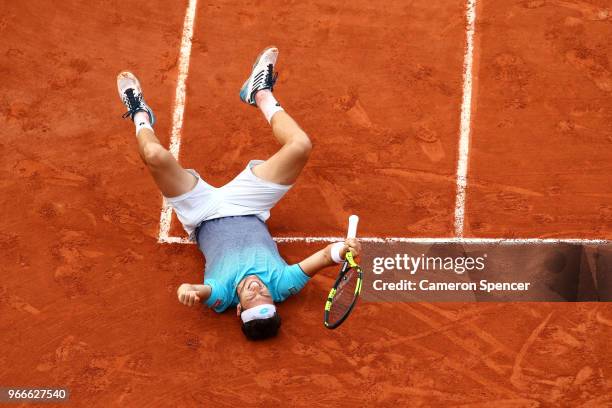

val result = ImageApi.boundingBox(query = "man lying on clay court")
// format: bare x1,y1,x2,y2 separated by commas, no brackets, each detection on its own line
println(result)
117,46,360,340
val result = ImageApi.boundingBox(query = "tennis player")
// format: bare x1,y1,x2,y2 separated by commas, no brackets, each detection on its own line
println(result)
117,47,360,340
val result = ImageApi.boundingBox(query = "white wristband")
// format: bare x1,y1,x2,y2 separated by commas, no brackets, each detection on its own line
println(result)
330,242,346,264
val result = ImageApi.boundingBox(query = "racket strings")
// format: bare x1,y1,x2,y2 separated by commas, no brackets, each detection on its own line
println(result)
328,268,358,323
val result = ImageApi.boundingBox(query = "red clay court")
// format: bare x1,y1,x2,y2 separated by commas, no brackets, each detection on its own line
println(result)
1,0,611,406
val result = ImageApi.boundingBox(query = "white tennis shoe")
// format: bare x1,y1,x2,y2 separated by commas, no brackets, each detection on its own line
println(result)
117,71,156,125
239,46,279,106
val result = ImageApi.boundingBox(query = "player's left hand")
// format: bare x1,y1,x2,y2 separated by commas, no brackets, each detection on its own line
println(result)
177,284,201,306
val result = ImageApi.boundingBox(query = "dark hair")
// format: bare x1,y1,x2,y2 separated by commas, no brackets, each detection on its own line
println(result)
241,313,281,341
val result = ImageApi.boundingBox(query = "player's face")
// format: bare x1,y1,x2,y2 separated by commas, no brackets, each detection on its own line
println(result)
237,275,273,309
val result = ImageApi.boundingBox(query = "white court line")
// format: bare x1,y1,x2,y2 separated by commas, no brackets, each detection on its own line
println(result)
162,236,609,245
158,0,198,243
453,0,477,237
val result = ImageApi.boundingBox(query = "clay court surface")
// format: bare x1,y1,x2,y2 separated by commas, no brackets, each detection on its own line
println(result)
1,0,611,406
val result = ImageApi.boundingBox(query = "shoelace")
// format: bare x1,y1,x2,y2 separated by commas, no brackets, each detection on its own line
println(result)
121,88,144,119
264,63,278,89
250,63,278,102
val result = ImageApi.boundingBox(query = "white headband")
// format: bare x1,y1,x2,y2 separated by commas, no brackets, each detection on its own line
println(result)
241,304,276,323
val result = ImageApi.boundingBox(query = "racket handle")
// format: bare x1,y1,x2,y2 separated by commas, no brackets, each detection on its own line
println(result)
347,214,359,239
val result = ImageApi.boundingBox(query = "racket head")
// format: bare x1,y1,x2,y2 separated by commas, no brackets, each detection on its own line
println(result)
324,258,363,329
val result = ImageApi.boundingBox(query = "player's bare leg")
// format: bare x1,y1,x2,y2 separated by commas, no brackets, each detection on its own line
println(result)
135,124,196,198
239,47,312,186
117,72,196,197
252,97,311,186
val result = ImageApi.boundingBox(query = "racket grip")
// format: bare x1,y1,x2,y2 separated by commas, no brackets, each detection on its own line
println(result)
347,215,359,239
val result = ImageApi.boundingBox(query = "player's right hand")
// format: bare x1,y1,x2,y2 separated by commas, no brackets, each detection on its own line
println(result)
177,284,201,306
344,238,361,258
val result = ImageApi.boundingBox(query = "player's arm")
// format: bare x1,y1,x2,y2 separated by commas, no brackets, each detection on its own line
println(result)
298,238,361,277
177,283,211,306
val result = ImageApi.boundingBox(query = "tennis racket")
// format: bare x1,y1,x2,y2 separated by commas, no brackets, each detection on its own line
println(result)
324,215,363,329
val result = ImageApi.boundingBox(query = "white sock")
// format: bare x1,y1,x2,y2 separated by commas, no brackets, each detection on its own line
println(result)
255,90,284,124
134,111,153,135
